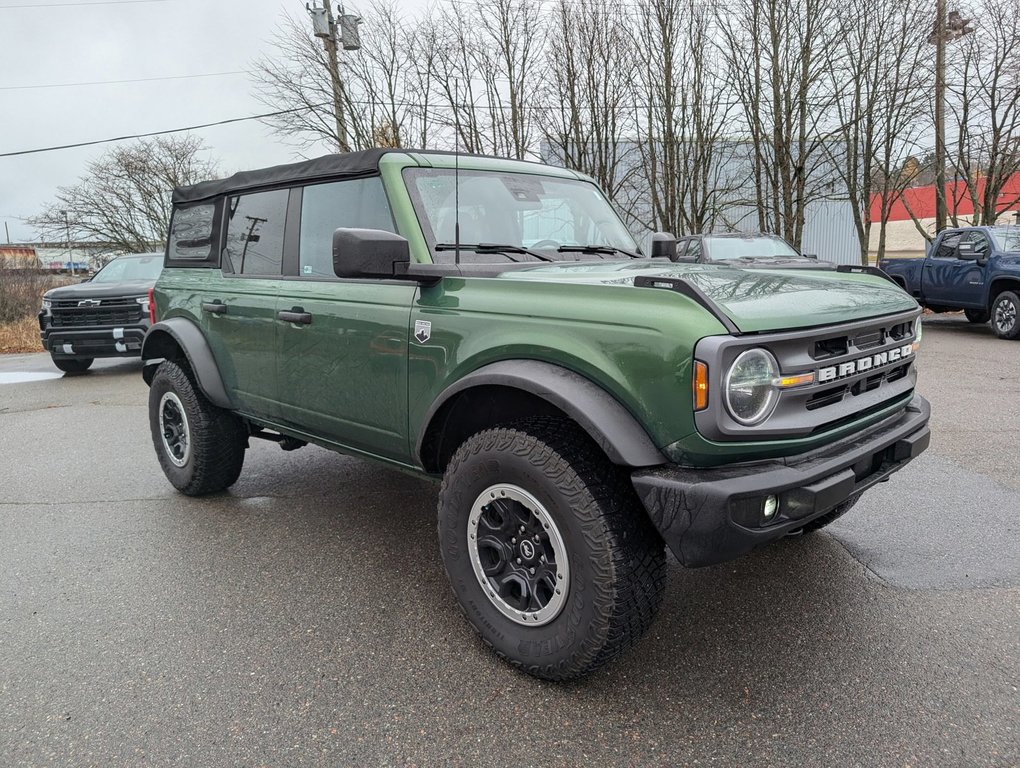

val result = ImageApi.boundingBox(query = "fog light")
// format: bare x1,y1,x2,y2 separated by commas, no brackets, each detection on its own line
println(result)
762,495,779,520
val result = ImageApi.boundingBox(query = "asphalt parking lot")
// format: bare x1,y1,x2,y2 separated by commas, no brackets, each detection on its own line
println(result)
1,314,1017,767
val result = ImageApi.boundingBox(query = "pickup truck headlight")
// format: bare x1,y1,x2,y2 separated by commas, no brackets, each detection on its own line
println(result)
135,296,150,315
42,298,52,312
724,348,780,426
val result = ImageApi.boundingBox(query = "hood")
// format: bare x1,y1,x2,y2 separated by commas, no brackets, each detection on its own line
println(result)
498,261,918,333
44,278,156,301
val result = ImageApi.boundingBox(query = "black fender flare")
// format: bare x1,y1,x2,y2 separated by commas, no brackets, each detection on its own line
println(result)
141,318,232,409
417,360,667,468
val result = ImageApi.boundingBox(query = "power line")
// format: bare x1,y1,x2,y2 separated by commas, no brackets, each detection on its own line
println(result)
0,104,328,158
0,0,181,8
0,70,246,91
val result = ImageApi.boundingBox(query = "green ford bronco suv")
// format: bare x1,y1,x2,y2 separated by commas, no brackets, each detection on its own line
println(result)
142,149,930,680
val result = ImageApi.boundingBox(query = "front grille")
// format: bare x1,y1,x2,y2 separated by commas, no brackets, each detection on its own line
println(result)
694,308,922,441
51,305,142,327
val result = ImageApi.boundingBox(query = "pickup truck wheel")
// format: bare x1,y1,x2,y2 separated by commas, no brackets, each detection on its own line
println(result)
148,360,246,496
964,308,989,324
51,356,93,374
992,291,1020,339
437,419,666,681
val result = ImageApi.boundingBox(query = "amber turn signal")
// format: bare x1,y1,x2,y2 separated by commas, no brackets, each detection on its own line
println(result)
776,372,815,388
693,361,709,410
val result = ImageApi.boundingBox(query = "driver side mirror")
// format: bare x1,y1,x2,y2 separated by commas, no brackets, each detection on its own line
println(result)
803,253,818,260
333,228,411,279
957,241,976,260
650,232,678,261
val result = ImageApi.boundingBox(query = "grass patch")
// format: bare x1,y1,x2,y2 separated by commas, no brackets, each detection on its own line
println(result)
0,314,44,354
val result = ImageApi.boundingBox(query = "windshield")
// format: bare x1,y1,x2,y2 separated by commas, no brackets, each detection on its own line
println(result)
705,236,800,260
91,254,163,282
990,228,1020,252
404,168,638,262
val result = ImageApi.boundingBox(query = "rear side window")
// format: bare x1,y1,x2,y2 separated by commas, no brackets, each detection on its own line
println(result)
225,189,289,276
167,203,217,264
298,177,395,277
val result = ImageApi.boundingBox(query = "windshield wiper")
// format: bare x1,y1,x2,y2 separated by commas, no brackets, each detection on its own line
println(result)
557,244,642,259
434,243,555,263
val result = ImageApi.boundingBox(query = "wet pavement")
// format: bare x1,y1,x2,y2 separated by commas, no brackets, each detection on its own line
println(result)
0,319,1017,767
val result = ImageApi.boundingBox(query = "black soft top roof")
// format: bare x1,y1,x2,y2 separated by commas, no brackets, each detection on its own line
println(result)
172,147,535,205
172,148,395,205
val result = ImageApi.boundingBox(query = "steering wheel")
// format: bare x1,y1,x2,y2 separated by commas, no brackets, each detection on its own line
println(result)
530,239,561,250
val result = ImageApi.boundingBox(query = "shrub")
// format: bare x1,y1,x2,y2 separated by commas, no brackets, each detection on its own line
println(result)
0,258,51,323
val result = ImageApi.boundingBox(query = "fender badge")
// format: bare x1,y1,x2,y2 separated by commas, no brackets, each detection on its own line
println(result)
414,319,432,344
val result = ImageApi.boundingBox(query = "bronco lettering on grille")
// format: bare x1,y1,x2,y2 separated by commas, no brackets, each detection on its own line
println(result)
818,344,913,383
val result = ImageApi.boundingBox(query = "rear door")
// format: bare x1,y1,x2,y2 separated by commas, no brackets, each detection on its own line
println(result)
274,176,416,462
200,189,289,420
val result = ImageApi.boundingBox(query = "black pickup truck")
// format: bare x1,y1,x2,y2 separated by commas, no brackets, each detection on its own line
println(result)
39,252,163,372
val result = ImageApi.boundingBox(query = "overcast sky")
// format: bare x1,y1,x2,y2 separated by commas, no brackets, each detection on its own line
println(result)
0,0,413,243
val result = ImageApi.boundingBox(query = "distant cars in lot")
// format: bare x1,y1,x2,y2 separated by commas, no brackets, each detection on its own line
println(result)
880,226,1020,339
38,252,162,372
672,233,832,268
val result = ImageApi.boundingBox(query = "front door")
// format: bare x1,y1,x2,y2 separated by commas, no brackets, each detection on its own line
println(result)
274,177,416,462
922,230,986,308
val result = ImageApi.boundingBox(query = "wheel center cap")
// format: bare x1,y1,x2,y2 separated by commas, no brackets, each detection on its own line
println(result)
519,539,536,560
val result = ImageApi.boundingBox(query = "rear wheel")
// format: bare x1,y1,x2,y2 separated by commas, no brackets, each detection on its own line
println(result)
148,360,246,495
991,291,1020,340
52,355,93,374
437,419,666,681
964,308,989,324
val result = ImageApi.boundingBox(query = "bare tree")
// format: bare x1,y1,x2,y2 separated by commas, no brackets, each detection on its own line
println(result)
542,0,639,203
826,0,932,262
945,0,1020,226
716,0,844,246
29,135,218,253
252,2,437,152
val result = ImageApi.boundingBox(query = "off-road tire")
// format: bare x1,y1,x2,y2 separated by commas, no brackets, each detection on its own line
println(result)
964,308,989,324
437,418,666,681
799,494,860,534
148,360,246,496
52,356,93,374
991,291,1020,340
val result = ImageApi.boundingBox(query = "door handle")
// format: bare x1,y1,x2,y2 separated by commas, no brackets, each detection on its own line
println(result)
278,308,312,325
202,302,226,315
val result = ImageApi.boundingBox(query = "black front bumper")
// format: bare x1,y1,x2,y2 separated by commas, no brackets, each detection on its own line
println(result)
40,319,148,359
632,395,931,567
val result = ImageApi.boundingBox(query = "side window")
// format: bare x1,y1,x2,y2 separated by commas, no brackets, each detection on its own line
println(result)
687,239,702,261
675,238,689,260
299,177,395,277
934,232,962,259
224,189,289,276
168,203,217,262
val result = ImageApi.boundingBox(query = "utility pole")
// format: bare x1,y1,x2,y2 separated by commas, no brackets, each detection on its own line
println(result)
62,209,75,277
928,3,974,233
307,2,363,154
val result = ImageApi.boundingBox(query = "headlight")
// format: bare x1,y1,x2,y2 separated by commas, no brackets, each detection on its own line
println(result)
42,299,52,310
135,296,150,313
724,348,780,425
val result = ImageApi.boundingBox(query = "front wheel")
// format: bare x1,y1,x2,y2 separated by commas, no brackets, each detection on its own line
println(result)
52,355,93,374
992,291,1020,340
148,360,247,495
437,420,666,681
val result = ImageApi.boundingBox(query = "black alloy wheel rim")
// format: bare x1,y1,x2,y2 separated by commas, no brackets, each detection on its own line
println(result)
467,484,570,626
159,391,190,467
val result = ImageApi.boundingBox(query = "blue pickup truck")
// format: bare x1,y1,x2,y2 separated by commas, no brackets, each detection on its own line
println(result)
880,226,1020,339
